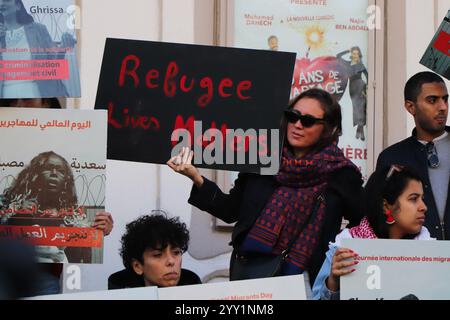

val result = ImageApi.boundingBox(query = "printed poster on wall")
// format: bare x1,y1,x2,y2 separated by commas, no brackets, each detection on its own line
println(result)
0,108,107,264
234,0,370,179
0,0,81,98
420,10,450,80
341,239,450,300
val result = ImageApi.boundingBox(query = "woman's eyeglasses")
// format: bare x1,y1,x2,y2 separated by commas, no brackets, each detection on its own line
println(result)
284,110,325,128
426,142,440,169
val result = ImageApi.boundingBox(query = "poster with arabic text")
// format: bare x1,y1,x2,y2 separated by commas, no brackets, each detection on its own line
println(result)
0,108,107,264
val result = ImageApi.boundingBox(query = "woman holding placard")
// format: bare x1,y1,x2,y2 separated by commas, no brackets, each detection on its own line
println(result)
312,165,434,300
168,88,363,286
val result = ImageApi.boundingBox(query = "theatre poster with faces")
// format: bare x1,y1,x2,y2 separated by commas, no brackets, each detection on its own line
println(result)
0,108,107,264
0,0,81,98
233,0,370,180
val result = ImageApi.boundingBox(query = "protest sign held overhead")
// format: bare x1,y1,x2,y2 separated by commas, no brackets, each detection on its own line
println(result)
95,38,296,174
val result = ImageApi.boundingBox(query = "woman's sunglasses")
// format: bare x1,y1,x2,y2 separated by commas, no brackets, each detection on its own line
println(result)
284,110,325,128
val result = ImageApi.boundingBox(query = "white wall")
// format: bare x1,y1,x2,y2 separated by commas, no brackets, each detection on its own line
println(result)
385,0,408,149
79,0,162,108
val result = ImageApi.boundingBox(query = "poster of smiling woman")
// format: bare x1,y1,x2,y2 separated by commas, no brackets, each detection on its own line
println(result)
0,108,106,264
233,0,370,180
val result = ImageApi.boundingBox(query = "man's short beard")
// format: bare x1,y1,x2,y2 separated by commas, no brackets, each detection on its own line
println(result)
418,118,446,134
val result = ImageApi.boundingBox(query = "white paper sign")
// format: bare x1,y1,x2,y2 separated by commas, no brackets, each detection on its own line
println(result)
158,275,307,300
341,239,450,300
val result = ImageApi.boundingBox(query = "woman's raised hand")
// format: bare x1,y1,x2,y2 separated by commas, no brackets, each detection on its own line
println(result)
167,147,204,188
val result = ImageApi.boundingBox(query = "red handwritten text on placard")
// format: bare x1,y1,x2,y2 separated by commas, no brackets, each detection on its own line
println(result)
118,55,253,108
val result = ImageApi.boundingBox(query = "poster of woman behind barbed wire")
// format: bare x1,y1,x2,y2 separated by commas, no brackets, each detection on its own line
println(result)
0,107,107,263
0,0,80,98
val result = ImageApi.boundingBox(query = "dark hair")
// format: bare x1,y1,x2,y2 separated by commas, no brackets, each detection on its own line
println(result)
350,46,362,59
404,71,445,103
0,98,61,109
120,213,189,270
284,88,342,152
364,166,424,239
15,0,34,25
2,151,77,210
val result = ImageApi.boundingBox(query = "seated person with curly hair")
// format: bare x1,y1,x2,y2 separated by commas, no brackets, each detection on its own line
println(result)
108,213,201,289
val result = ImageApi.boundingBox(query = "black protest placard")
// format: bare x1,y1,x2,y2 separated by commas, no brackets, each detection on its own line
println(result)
95,38,295,173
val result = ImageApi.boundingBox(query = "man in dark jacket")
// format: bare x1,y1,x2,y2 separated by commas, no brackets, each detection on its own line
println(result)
376,71,449,239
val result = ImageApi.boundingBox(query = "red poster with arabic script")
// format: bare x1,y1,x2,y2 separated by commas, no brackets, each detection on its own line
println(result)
0,107,107,264
0,225,102,247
